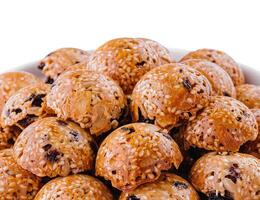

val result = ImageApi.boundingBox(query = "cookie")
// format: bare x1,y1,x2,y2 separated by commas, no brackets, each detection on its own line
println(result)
181,59,236,97
236,84,260,109
120,173,199,200
96,123,183,191
181,48,245,86
0,71,40,115
47,69,127,136
131,63,212,130
34,175,113,200
242,109,260,158
184,96,258,152
190,152,260,200
0,149,41,199
1,83,51,131
13,117,97,177
38,48,89,81
87,37,163,94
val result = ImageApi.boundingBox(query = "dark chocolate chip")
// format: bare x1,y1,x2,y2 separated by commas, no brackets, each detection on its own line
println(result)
121,127,135,134
236,116,242,122
225,164,241,183
112,170,116,174
207,192,234,200
182,78,193,91
17,114,37,128
45,150,60,163
69,131,79,141
197,89,204,94
31,94,46,107
136,61,146,68
173,181,188,189
7,138,15,145
38,62,45,70
56,120,68,126
74,61,80,64
223,92,231,97
127,195,140,200
42,144,52,151
45,77,54,84
11,108,22,114
26,94,36,102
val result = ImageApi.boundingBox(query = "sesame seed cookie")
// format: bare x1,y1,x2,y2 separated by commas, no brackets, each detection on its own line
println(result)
0,149,41,199
1,83,51,132
0,71,40,115
47,69,127,136
13,117,97,177
190,152,260,200
180,48,245,86
131,63,212,130
184,96,258,152
120,173,199,200
34,175,113,200
242,109,260,158
138,38,172,64
236,84,260,109
96,123,183,191
181,59,236,98
38,48,89,82
0,127,17,150
87,38,163,94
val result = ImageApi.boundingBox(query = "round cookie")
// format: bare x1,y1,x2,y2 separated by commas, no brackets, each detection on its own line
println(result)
184,96,258,152
47,69,127,136
0,127,17,150
0,71,40,115
138,38,172,64
87,37,163,94
131,63,212,130
0,149,41,199
120,173,199,200
236,84,260,108
38,48,89,82
96,123,183,191
1,83,51,131
242,109,260,158
13,117,97,177
190,152,260,200
181,59,236,97
34,175,113,200
180,48,245,86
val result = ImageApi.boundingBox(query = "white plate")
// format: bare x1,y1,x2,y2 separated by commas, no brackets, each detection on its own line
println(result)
14,49,260,85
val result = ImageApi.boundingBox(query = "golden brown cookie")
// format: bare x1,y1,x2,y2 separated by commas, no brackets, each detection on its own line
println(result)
190,152,260,200
0,149,41,199
96,123,183,191
1,83,51,131
13,117,97,177
181,59,236,97
47,69,127,136
34,175,113,200
38,48,89,81
120,173,199,200
131,63,212,130
87,38,163,94
184,96,258,152
236,84,260,108
0,71,40,115
181,48,245,86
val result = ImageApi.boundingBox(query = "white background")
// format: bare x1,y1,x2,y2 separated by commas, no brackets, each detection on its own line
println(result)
0,0,259,73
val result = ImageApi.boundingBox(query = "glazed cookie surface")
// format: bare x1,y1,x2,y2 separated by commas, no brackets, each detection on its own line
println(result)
47,69,127,136
13,117,97,177
131,63,212,130
38,48,89,82
190,152,260,200
34,175,113,200
120,173,199,200
181,48,245,86
181,59,236,97
0,149,41,199
96,123,183,191
236,84,260,109
184,96,258,152
87,37,163,94
0,71,40,115
1,83,51,131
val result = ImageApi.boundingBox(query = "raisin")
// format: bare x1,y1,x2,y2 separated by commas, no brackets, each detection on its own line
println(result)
45,77,54,84
182,78,192,91
42,144,52,151
127,195,140,200
45,150,60,163
173,181,188,189
56,120,68,126
38,62,45,70
121,127,135,134
11,108,22,114
225,164,241,183
17,114,37,128
31,94,46,107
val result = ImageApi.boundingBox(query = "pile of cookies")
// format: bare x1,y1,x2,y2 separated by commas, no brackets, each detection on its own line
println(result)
0,37,259,200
